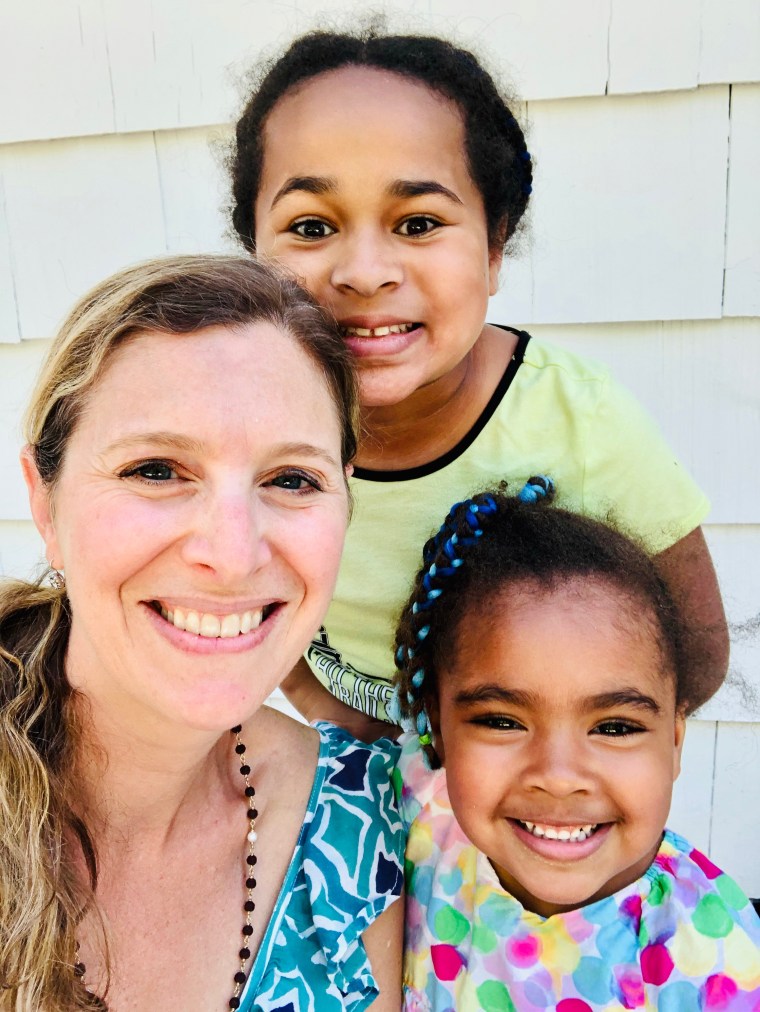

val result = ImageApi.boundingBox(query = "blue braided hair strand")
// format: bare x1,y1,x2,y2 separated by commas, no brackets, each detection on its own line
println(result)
392,476,554,767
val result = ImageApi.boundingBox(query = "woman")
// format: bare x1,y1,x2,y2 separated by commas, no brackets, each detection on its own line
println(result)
0,254,403,1010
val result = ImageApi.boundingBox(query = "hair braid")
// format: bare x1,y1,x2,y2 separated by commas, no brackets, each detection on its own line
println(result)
392,478,552,766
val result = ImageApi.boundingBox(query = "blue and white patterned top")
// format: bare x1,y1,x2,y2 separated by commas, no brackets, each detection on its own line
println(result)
239,722,405,1012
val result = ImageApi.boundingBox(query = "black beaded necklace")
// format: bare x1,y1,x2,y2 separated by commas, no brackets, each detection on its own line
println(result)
74,725,259,1011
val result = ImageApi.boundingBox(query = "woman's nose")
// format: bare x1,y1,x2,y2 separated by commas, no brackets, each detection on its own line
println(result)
329,230,403,297
181,490,273,582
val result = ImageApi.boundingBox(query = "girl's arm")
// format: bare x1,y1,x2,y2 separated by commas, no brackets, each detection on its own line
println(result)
654,526,729,711
281,658,398,742
363,898,404,1012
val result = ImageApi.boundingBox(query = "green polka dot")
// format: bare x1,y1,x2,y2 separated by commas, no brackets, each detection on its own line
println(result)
692,894,734,938
649,873,672,906
391,766,403,801
472,922,498,953
476,980,516,1012
434,904,470,945
716,873,748,910
404,858,415,888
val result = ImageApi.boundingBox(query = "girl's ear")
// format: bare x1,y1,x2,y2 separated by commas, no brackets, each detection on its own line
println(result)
672,710,687,781
487,219,508,296
428,695,445,765
20,446,63,570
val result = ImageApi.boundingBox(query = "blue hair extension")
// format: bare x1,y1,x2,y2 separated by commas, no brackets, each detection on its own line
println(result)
517,475,554,503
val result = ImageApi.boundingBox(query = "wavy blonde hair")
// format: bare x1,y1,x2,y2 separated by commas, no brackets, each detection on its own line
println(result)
0,254,358,1010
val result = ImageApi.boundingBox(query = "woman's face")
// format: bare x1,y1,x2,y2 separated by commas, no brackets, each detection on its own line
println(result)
25,323,349,736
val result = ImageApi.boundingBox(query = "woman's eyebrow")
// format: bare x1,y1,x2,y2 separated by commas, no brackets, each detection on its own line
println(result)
271,175,336,207
387,179,463,205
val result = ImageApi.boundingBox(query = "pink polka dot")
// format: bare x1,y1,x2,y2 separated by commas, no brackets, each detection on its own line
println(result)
689,848,723,880
641,944,674,985
654,854,678,876
616,970,645,1008
557,1001,593,1012
506,934,540,967
704,974,738,1008
620,894,643,925
430,944,466,982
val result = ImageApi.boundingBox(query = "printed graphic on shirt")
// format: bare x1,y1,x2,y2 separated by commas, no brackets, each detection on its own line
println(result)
307,627,394,721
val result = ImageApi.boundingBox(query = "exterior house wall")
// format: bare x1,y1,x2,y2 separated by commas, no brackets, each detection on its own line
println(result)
1,0,758,893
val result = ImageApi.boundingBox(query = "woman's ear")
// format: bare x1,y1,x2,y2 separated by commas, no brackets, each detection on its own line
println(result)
20,446,62,569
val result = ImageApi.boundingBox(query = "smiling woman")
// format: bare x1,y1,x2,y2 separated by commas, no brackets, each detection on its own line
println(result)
0,255,403,1011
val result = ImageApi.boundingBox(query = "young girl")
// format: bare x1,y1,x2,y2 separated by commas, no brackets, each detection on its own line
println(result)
229,29,728,737
393,478,760,1011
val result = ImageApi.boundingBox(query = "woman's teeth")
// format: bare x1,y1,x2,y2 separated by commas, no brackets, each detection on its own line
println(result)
342,323,416,337
519,820,599,842
158,605,263,638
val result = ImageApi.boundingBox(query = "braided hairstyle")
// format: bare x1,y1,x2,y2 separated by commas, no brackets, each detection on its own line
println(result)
231,28,532,255
393,478,688,768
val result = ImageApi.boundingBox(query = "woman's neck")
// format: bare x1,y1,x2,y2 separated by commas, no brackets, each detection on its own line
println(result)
356,325,516,471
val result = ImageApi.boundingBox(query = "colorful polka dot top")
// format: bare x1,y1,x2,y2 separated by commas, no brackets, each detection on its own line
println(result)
395,734,760,1012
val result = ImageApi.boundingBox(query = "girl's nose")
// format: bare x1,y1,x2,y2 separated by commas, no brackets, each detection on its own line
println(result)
181,491,273,582
523,732,595,798
329,230,403,297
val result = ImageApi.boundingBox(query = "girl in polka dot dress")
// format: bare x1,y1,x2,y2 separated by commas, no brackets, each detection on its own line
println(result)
392,479,760,1011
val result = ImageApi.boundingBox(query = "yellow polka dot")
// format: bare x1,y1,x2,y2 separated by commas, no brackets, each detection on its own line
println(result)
669,921,718,976
723,926,760,990
407,821,433,863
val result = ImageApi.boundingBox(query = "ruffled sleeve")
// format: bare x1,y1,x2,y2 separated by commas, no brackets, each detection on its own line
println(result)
303,722,405,1008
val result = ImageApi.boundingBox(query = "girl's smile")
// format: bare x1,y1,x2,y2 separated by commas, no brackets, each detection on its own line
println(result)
254,66,504,416
434,577,685,919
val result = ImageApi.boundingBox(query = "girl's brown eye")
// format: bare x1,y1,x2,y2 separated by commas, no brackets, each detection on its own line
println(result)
289,219,336,240
396,216,442,237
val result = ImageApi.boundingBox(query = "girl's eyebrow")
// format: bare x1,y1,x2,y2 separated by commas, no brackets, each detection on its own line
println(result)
387,179,463,205
270,175,464,208
453,684,662,714
271,175,336,207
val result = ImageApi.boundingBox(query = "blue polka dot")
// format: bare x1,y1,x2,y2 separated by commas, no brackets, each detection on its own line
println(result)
478,892,522,933
660,981,701,1012
410,864,434,904
583,896,620,925
573,957,614,1004
596,920,638,965
439,865,464,895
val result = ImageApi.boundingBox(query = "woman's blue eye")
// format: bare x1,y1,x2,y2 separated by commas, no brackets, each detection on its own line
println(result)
269,471,320,491
289,219,336,240
121,460,177,482
593,720,645,737
396,216,441,237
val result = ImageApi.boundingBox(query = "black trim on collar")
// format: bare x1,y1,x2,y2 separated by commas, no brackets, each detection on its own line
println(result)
353,328,531,483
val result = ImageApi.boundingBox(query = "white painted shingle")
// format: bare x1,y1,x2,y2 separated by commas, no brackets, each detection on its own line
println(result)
667,719,715,854
607,0,700,95
700,0,760,86
514,319,760,524
724,85,760,317
711,722,760,895
0,520,45,581
698,525,760,724
156,125,235,254
0,0,115,144
0,173,20,342
491,87,730,324
2,133,166,339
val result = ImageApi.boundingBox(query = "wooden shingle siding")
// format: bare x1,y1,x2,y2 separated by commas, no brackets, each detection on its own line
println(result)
1,0,758,894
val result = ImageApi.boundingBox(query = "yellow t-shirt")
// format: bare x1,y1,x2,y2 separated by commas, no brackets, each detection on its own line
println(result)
307,334,709,720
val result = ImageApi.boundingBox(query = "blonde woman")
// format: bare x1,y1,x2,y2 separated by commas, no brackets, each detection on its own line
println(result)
0,255,403,1011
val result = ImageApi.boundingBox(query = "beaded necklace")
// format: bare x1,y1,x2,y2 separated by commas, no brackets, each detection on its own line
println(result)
74,725,259,1010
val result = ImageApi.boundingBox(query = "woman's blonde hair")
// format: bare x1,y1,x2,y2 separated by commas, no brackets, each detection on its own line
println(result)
0,254,358,1010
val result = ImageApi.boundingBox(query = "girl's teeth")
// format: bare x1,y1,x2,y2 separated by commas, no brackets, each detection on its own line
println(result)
158,606,263,638
343,323,415,337
519,820,599,842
